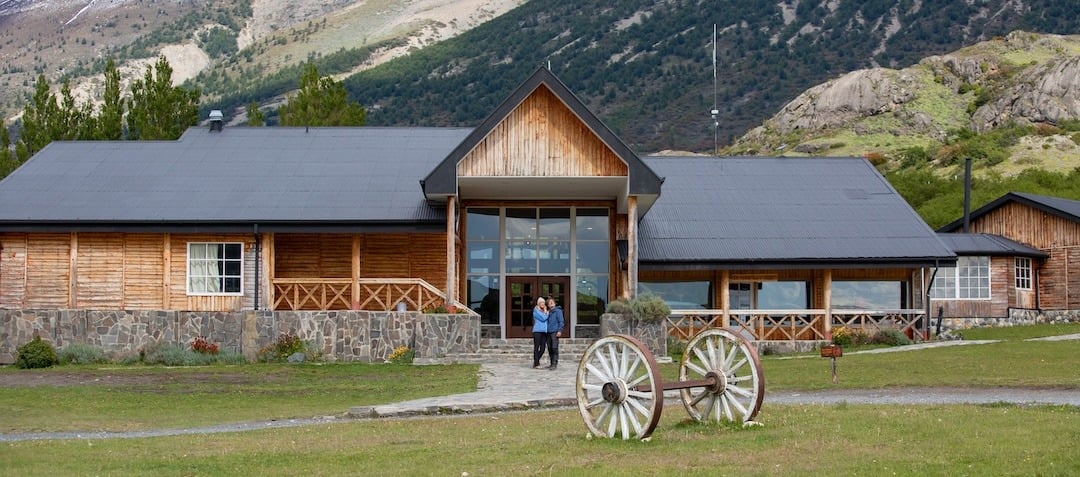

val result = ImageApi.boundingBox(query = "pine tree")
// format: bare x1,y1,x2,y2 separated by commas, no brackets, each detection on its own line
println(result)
246,102,265,127
96,58,124,140
278,63,365,127
17,74,60,162
127,57,200,140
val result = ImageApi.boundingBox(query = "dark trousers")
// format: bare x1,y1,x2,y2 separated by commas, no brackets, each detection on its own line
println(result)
547,332,559,366
532,332,548,366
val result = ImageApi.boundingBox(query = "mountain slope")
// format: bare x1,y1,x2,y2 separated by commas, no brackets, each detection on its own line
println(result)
727,31,1080,177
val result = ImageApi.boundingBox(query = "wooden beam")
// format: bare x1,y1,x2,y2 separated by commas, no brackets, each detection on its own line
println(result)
720,270,730,328
627,196,638,299
351,234,360,309
162,234,171,310
68,232,77,309
823,269,833,338
446,196,457,308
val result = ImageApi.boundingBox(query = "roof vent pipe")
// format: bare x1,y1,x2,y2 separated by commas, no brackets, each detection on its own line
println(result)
963,157,972,233
208,110,224,133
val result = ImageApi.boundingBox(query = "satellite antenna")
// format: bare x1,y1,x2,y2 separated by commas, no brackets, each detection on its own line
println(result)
710,23,719,156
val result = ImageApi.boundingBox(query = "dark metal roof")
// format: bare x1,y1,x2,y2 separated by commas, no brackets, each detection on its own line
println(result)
939,191,1080,232
421,66,663,200
936,233,1047,258
0,127,471,232
637,156,956,269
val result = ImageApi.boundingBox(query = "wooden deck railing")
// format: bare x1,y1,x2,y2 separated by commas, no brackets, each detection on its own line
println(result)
666,308,925,342
272,278,476,316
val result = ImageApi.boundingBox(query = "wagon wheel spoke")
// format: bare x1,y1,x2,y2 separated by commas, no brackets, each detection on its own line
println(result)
576,335,662,440
679,328,765,424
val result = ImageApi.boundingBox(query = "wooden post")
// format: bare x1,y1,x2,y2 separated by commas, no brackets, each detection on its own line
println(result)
351,234,361,309
68,232,78,309
162,234,171,309
446,196,457,308
266,233,276,310
823,269,833,339
627,196,638,299
720,270,730,329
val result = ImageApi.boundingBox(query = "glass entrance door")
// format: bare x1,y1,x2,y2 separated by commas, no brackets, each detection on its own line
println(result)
506,276,570,338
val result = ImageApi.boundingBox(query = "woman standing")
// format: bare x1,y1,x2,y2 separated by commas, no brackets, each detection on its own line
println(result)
532,297,549,369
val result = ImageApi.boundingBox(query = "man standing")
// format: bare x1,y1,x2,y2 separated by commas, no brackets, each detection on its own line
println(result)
545,297,564,370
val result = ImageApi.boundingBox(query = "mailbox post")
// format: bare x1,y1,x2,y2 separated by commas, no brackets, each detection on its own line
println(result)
820,344,843,383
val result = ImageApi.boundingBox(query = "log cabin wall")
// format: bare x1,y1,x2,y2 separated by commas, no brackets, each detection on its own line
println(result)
456,86,628,178
966,201,1080,309
357,233,446,288
0,232,256,312
274,234,353,278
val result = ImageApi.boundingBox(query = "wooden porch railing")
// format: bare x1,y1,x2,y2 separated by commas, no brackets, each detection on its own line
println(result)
666,309,925,342
273,279,352,311
271,278,476,316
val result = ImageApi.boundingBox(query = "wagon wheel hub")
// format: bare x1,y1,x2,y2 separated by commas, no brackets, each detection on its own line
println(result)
705,370,726,393
601,380,628,404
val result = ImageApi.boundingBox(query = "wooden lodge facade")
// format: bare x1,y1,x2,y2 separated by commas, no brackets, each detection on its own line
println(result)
0,67,956,355
935,192,1080,324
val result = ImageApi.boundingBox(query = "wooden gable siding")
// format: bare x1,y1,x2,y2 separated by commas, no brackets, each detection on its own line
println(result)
76,234,124,309
124,234,167,309
968,202,1080,248
274,234,352,278
968,202,1080,310
457,86,628,178
359,233,446,289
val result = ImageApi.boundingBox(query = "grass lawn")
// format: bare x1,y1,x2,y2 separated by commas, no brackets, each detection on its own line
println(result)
1,324,1077,475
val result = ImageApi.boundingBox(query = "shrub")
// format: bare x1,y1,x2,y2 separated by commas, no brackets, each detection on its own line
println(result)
190,336,219,355
832,326,853,347
16,335,59,369
871,329,912,346
258,332,308,362
387,344,415,364
667,336,687,362
605,294,671,323
421,305,449,313
58,343,108,365
141,341,216,366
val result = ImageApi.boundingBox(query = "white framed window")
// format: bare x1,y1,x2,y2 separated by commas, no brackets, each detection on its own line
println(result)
1015,257,1032,290
930,256,990,299
187,243,243,295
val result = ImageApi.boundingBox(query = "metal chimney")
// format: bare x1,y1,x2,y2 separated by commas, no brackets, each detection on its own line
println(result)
208,110,224,133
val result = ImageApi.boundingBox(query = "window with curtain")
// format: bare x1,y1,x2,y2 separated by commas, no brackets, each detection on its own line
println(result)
188,243,243,295
930,256,990,299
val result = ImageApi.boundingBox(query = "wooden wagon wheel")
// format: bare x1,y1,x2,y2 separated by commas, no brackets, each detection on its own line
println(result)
575,335,663,440
679,328,764,424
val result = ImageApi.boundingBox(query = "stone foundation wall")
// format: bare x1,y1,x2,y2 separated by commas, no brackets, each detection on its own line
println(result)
600,313,667,357
934,308,1080,332
0,310,479,364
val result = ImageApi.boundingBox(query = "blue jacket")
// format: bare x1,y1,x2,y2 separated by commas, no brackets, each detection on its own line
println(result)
547,306,564,333
532,307,548,333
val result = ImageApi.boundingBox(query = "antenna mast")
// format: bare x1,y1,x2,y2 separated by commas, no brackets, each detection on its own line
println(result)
711,23,719,156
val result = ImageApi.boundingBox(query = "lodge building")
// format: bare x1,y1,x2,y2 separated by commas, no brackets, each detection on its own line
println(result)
0,67,958,361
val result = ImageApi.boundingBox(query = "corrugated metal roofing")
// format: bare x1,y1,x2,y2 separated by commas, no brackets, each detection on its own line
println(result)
936,233,1047,258
637,156,956,266
0,127,471,229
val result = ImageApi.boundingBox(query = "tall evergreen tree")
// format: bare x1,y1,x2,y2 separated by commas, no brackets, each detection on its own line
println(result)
0,123,15,177
96,58,124,140
17,74,60,162
127,57,200,140
278,63,365,127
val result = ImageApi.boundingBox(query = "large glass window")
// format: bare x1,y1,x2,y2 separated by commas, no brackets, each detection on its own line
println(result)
187,243,243,295
466,208,501,323
930,256,990,299
832,281,904,309
1015,257,1032,290
575,208,609,325
639,281,711,309
758,281,809,309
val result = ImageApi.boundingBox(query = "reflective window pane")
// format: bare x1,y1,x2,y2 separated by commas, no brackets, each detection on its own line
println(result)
638,281,710,309
576,208,609,240
832,281,903,309
467,242,499,274
539,241,570,273
505,240,537,273
539,208,570,240
505,208,536,240
576,275,608,325
466,208,500,240
758,281,809,309
575,242,609,274
467,275,500,325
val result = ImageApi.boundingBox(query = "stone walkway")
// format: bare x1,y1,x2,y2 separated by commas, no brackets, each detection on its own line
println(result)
2,334,1078,442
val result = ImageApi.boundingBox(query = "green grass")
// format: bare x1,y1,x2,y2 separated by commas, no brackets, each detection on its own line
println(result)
3,404,1077,476
0,363,478,433
954,322,1080,340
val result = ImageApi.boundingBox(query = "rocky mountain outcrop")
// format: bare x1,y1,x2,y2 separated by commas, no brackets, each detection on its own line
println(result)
731,31,1080,157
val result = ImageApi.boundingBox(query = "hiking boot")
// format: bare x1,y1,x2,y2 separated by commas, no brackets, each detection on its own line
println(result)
548,364,557,370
